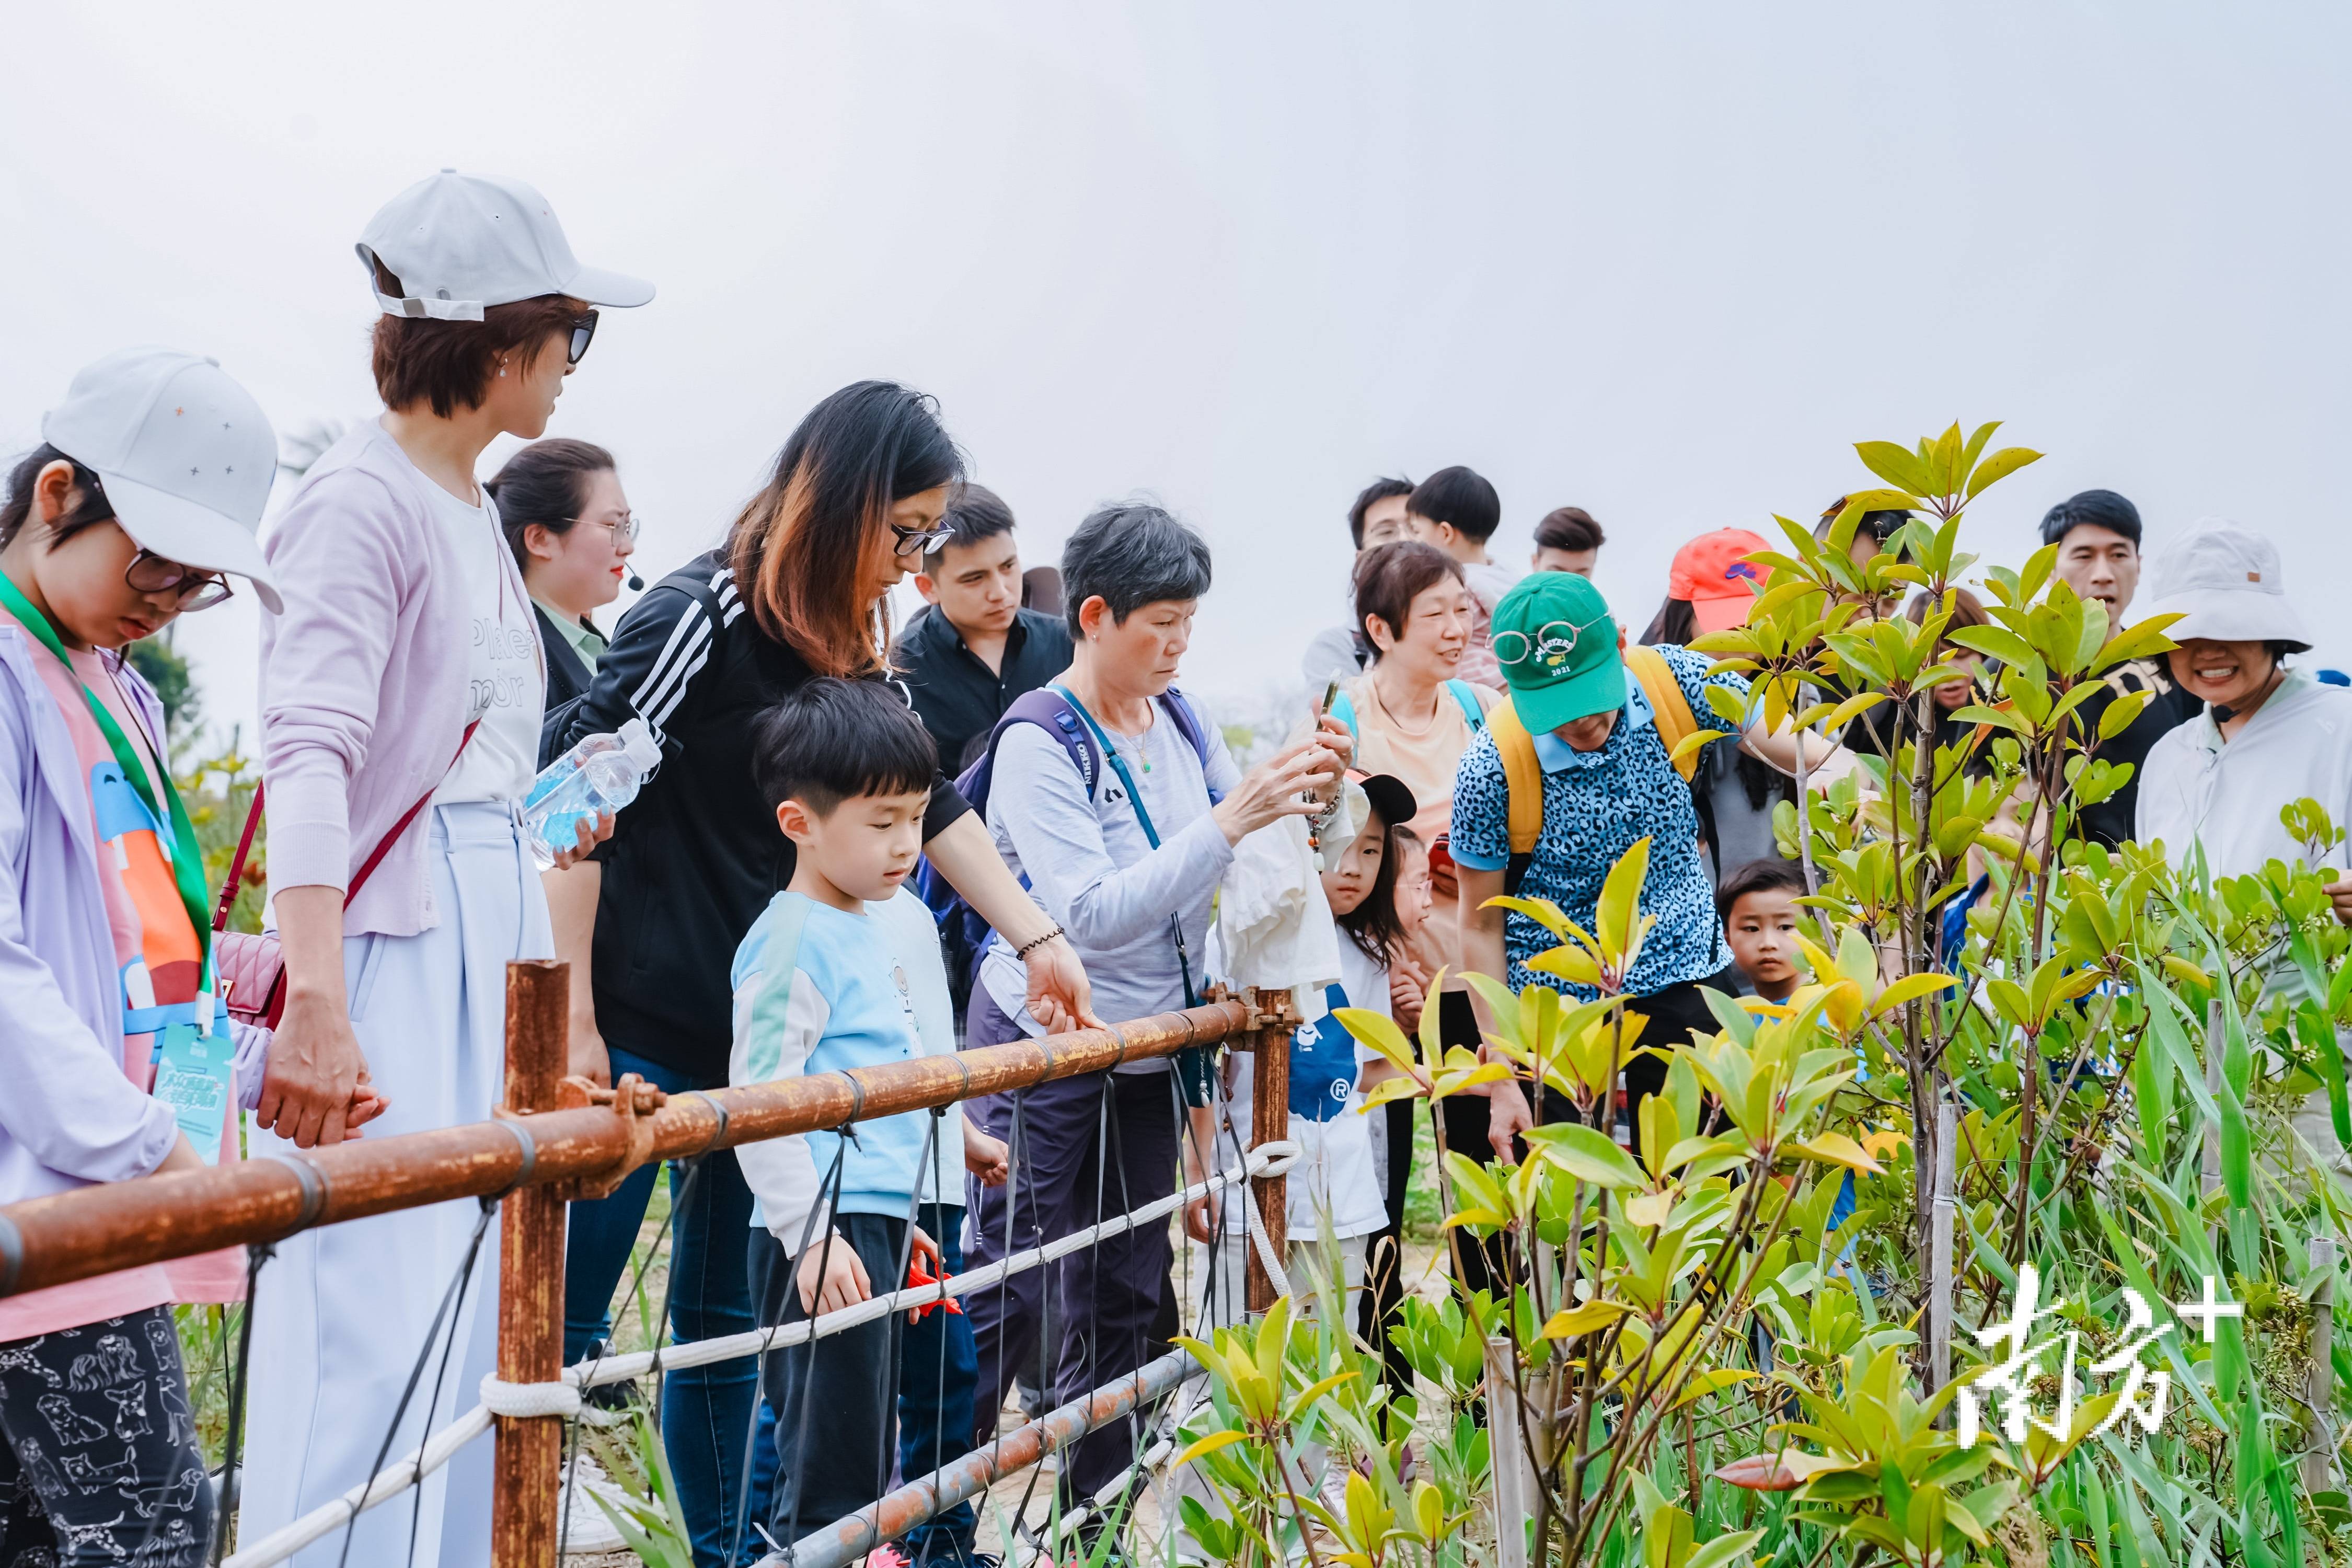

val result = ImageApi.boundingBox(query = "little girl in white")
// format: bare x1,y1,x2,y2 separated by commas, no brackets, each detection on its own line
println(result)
1190,773,1421,1330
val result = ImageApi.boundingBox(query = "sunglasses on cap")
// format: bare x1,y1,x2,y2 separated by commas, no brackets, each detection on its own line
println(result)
126,550,232,612
1492,614,1611,671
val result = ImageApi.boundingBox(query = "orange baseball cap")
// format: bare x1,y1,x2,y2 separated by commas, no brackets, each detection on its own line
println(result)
1669,528,1772,634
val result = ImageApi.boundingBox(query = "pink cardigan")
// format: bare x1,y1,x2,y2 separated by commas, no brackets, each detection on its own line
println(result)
259,419,540,937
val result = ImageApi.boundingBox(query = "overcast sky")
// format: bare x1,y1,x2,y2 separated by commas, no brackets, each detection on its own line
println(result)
6,3,2348,751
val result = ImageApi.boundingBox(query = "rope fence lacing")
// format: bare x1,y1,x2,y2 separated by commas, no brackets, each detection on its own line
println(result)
219,1138,1301,1568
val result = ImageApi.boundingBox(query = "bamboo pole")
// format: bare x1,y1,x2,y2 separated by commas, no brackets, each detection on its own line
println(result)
1244,989,1295,1311
0,1001,1250,1299
1484,1335,1532,1568
1929,1095,1957,1399
2304,1236,2340,1497
491,961,568,1568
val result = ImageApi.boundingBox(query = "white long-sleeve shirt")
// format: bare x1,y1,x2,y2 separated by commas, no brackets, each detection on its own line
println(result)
2136,670,2352,882
978,697,1240,1060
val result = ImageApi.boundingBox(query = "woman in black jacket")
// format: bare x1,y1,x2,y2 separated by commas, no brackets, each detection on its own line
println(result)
488,437,639,745
542,383,1092,1565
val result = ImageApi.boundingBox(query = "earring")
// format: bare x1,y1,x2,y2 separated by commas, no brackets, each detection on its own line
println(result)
498,365,508,378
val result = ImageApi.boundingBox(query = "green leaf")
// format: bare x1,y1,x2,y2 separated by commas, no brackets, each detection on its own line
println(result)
1540,1299,1629,1339
1595,836,1653,964
1684,1531,1766,1568
2097,615,2182,666
1945,624,2036,670
1928,421,1965,498
1869,972,1958,1019
2097,686,2152,741
1171,1428,1250,1467
1789,1132,1884,1174
1965,444,2044,499
1524,1121,1649,1189
1855,440,1933,495
1331,1007,1415,1073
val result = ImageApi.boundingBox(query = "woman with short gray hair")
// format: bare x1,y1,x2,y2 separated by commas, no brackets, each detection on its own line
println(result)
959,502,1350,1523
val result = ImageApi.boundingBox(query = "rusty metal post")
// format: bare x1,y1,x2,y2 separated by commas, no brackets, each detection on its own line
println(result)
492,960,568,1568
1244,987,1294,1311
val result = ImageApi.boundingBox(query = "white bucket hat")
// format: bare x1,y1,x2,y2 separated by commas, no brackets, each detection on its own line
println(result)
2138,516,2312,651
356,169,654,321
40,348,281,613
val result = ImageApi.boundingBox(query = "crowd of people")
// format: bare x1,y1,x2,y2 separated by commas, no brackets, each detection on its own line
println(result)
3,162,2350,1568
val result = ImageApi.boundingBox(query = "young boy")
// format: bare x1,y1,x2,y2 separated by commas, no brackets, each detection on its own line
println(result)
1405,465,1518,686
731,677,1005,1559
1719,858,1806,1004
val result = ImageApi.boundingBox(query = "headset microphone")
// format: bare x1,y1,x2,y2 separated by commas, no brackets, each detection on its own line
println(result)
626,570,644,591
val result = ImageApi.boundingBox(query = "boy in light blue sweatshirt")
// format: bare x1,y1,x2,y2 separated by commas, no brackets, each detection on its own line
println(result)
732,677,1004,1561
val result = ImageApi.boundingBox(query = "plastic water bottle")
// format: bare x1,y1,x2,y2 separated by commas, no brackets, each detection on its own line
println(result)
523,719,644,813
523,719,661,868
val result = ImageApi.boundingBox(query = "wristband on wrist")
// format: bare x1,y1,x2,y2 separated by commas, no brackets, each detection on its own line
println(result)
1014,924,1066,960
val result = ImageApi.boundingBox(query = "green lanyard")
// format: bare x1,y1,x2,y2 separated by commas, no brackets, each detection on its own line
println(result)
0,570,213,999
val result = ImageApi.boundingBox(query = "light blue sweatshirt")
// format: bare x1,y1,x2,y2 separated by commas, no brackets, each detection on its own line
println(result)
730,889,936,1248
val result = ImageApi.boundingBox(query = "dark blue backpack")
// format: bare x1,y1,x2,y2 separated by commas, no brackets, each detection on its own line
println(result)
915,685,1224,1003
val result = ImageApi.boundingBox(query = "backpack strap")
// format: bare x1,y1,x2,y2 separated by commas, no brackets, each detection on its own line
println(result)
1624,644,1717,783
1444,679,1486,731
1484,699,1545,858
1157,687,1224,805
1329,688,1360,749
954,686,1103,817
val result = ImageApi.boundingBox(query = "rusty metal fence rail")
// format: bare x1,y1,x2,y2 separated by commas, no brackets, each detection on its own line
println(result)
0,961,1299,1566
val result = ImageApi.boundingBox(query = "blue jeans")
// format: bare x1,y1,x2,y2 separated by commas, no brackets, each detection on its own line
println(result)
745,1204,979,1559
562,1044,758,1568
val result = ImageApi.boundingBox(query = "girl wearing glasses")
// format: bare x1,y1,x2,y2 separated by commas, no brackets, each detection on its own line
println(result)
488,437,640,726
241,170,651,1568
541,381,1097,1563
0,349,303,1564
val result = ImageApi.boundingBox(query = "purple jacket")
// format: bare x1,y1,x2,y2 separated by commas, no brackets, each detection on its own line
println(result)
0,627,263,1211
259,419,540,936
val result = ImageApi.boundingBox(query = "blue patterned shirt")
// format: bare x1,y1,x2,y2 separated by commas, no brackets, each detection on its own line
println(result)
1449,644,1748,999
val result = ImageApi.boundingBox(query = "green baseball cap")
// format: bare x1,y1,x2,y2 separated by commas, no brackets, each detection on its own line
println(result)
1490,571,1625,732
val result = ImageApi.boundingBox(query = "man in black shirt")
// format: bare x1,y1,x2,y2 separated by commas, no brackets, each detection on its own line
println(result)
895,483,1075,773
2042,488,2200,847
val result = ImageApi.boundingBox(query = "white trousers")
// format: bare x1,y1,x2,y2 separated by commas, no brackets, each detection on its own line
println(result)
241,804,552,1568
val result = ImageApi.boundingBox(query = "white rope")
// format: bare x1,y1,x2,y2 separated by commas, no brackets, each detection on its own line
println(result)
221,1139,1298,1568
478,1375,581,1420
1239,1139,1298,1301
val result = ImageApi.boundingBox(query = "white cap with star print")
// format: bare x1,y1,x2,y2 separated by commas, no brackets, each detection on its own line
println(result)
40,347,282,613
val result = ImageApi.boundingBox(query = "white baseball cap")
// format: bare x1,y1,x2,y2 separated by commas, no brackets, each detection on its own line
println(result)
2139,516,2312,651
41,348,282,614
356,169,654,321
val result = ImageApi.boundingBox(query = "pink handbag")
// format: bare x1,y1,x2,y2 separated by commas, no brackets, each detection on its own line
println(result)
212,723,478,1029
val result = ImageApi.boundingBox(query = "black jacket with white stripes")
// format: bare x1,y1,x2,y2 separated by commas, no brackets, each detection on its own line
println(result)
556,548,971,1077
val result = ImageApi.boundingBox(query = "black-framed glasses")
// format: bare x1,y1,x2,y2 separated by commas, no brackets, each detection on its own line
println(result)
567,310,599,365
568,513,640,544
125,550,232,612
1492,614,1610,671
890,521,954,558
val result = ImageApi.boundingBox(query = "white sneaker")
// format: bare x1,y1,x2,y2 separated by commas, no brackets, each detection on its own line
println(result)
559,1452,633,1554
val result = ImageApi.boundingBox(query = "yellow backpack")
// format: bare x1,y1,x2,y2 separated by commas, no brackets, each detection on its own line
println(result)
1483,644,1722,865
